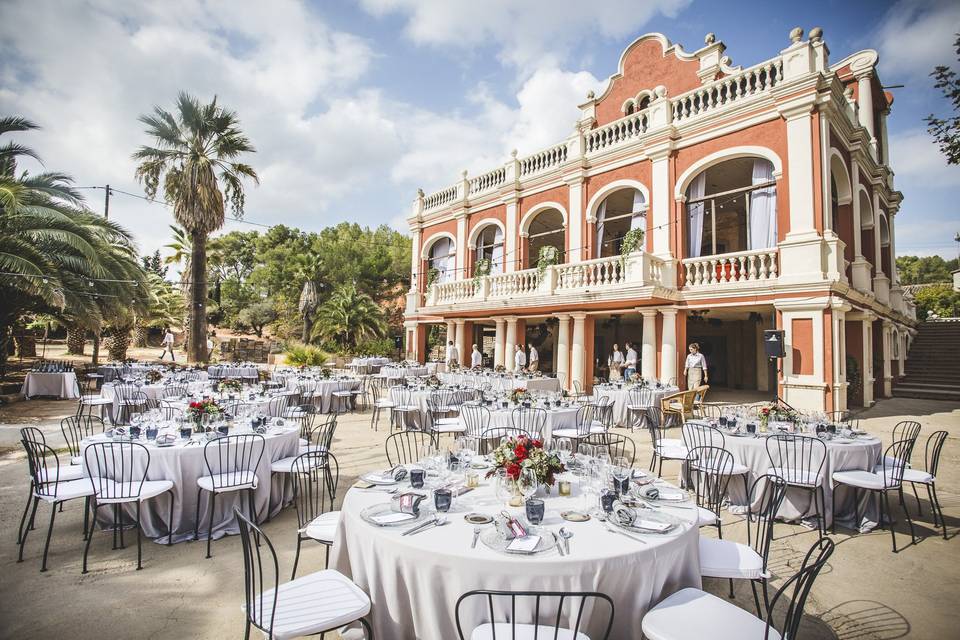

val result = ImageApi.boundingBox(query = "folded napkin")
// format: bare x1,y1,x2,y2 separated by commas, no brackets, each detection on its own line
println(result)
371,512,415,525
640,486,659,500
494,514,527,540
634,518,671,533
507,535,541,553
391,492,425,515
612,500,637,527
155,433,177,446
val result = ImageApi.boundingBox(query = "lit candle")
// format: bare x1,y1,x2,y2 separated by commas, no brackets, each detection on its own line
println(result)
558,479,572,496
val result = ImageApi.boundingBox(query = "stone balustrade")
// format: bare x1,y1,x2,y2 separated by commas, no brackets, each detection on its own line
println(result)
672,59,784,123
519,142,569,177
585,110,649,154
681,248,779,287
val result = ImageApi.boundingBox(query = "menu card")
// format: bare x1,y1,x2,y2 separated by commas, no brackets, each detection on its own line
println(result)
507,535,541,553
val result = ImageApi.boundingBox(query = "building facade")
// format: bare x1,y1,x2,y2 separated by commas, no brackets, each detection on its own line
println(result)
402,29,917,412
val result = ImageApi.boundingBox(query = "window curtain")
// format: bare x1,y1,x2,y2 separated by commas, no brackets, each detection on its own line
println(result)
630,189,647,230
430,238,454,283
595,201,606,255
490,227,504,274
686,173,706,258
749,159,777,249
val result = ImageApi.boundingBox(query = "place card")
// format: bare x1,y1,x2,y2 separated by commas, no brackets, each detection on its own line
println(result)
634,519,672,533
507,535,541,553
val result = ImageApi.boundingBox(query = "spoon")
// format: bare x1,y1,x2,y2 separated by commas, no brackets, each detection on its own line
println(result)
559,527,573,555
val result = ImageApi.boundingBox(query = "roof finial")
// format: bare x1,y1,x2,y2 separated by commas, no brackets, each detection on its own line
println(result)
789,27,804,44
586,90,595,100
704,32,716,45
461,169,468,178
809,27,823,43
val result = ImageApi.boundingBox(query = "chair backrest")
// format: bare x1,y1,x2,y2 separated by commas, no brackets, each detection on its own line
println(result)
699,404,723,420
480,427,528,454
746,474,787,568
584,432,636,468
765,434,826,485
575,404,597,437
202,434,266,489
879,439,912,487
511,407,547,439
164,384,188,399
455,589,615,640
892,421,922,463
681,390,696,414
20,437,64,498
266,394,288,418
84,441,150,500
290,451,339,531
61,415,105,458
688,445,734,519
389,386,412,407
461,403,491,439
628,385,654,408
923,430,949,477
385,431,437,467
235,507,281,638
682,421,724,451
160,406,184,421
766,538,835,640
306,414,338,453
115,384,140,404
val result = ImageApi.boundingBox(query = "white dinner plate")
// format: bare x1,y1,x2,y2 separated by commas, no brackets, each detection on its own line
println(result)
360,503,423,526
361,471,399,486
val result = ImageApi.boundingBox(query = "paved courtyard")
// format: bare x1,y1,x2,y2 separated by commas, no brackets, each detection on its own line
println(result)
0,395,957,639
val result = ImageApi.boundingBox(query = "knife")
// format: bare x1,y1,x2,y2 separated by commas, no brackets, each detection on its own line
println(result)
401,516,436,536
551,531,565,556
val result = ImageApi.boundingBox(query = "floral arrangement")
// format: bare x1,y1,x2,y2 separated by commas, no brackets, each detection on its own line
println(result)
146,369,163,384
494,364,506,373
319,367,332,379
448,361,460,371
630,372,642,384
509,387,530,404
219,378,243,393
187,398,221,421
426,375,441,388
619,227,645,266
759,403,799,429
487,435,564,486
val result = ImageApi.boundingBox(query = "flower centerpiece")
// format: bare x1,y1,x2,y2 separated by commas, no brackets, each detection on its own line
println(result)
759,403,799,432
487,435,565,492
509,387,530,404
630,372,642,384
187,398,222,431
494,364,506,373
219,378,243,394
145,369,163,384
536,245,559,279
319,367,332,379
426,374,441,388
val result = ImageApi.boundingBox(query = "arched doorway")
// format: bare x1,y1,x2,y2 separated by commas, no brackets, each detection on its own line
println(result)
595,188,646,258
472,223,504,276
425,236,456,284
523,208,565,269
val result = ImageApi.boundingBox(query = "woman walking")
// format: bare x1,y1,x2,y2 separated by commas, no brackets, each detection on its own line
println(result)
683,342,708,389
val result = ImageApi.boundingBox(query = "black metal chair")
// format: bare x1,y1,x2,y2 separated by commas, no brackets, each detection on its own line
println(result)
235,507,373,640
290,451,340,580
331,378,356,414
584,432,636,468
194,434,265,559
642,537,834,640
385,430,437,467
455,589,614,640
81,441,175,572
626,386,654,431
18,435,94,571
903,430,949,539
687,445,735,539
594,394,614,430
511,406,547,440
766,434,828,539
552,404,602,445
682,421,749,499
265,394,289,419
645,408,688,478
61,415,105,466
388,386,419,431
833,438,917,552
884,420,922,467
16,427,84,546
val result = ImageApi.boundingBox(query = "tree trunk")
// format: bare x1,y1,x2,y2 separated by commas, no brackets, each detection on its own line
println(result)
91,333,101,366
14,334,36,358
188,230,209,363
302,315,312,343
66,326,86,355
132,324,148,347
106,329,131,361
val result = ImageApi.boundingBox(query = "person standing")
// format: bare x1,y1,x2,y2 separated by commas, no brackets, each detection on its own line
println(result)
160,327,176,361
609,343,624,381
624,342,638,380
446,340,458,366
471,343,483,368
683,342,708,389
514,344,526,371
528,344,539,372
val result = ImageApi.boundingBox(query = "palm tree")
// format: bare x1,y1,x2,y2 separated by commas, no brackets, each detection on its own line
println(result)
0,116,145,370
297,253,323,342
164,225,192,290
312,283,385,349
133,92,258,362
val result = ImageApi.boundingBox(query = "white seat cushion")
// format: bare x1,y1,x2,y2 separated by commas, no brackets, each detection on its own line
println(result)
197,471,257,493
656,445,688,460
729,462,750,476
902,468,935,484
305,511,341,543
95,479,174,504
660,438,684,448
471,623,589,640
375,400,395,408
641,587,779,640
697,506,719,527
248,569,370,640
81,397,113,406
283,408,305,418
36,478,95,503
434,422,466,434
551,428,586,439
769,467,820,486
698,536,766,579
37,464,84,483
832,469,898,490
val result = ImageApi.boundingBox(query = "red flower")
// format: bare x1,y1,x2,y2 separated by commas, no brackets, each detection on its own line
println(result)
506,462,521,479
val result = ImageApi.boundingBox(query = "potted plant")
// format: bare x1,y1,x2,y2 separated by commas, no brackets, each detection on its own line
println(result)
620,227,645,267
536,245,559,279
472,258,491,289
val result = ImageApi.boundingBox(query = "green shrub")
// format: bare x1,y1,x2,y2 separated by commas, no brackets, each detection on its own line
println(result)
354,337,396,357
285,342,331,366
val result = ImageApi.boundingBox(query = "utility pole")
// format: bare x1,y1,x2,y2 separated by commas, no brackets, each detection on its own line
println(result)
104,184,112,219
92,184,112,367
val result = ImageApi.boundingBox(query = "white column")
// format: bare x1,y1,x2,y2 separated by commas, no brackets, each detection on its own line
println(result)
505,317,518,372
640,310,657,380
856,73,876,140
445,320,456,362
455,319,467,366
455,213,467,278
660,309,677,384
567,180,583,262
494,319,506,368
783,106,816,235
831,303,850,413
505,200,518,273
571,313,586,391
879,108,890,166
882,320,893,398
650,152,671,258
862,317,874,407
898,330,907,377
555,314,570,389
410,225,421,286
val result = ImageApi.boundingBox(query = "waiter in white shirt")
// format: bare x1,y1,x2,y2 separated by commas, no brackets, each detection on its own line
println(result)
528,344,539,372
624,342,638,379
160,327,175,361
683,342,708,389
514,344,526,370
471,344,483,368
446,340,458,365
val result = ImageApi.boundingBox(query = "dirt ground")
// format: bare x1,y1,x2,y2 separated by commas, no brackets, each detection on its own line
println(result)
0,394,957,639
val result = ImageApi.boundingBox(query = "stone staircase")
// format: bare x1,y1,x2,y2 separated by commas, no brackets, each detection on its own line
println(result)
893,321,960,402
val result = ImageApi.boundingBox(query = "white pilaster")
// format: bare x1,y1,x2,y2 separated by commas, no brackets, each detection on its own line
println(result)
445,320,456,362
862,316,875,407
494,319,506,368
849,163,872,293
455,319,467,366
640,309,658,380
505,317,518,372
882,320,893,398
660,309,677,384
555,314,570,389
831,302,850,413
505,200,518,273
455,213,467,277
571,313,586,391
567,180,583,262
650,149,672,259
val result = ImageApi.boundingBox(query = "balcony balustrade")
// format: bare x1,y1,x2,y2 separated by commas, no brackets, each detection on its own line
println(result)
681,248,779,287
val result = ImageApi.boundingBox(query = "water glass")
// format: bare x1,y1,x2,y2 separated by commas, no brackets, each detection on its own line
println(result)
525,498,545,525
433,488,453,513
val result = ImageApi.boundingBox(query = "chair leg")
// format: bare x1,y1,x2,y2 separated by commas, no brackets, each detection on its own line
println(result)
815,485,825,540
911,482,923,517
41,501,58,572
83,503,98,574
728,578,735,598
291,536,303,581
899,487,917,546
206,491,216,559
359,616,375,639
882,490,897,553
17,481,34,545
749,579,761,617
135,501,143,570
194,488,203,541
19,496,40,562
82,496,90,539
168,490,175,546
930,483,947,540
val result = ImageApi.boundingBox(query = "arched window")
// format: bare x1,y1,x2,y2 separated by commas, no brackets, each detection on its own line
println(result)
685,157,776,258
474,224,504,275
525,208,565,268
595,188,646,258
427,237,456,283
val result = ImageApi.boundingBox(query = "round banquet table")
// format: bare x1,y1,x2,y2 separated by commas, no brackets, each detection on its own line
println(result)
280,378,361,413
101,380,208,411
207,364,260,380
593,384,679,427
439,372,562,393
21,371,79,399
79,427,299,543
719,430,883,529
457,405,580,444
330,475,701,639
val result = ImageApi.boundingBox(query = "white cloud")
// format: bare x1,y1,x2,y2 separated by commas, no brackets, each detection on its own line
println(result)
876,0,960,77
888,128,960,187
359,0,690,74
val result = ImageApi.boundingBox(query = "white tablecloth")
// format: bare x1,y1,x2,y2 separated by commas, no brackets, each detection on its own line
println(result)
101,381,208,409
295,379,362,413
593,384,679,427
379,365,428,380
425,362,446,374
22,372,78,399
440,372,561,393
207,364,260,379
455,405,579,444
720,431,883,529
80,427,299,543
330,472,700,638
97,364,159,382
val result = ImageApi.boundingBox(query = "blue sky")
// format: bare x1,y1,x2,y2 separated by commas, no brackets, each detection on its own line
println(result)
1,0,958,262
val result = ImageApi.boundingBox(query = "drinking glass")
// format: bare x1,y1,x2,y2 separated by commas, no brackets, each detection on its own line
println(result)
555,439,572,464
577,443,594,460
518,467,538,501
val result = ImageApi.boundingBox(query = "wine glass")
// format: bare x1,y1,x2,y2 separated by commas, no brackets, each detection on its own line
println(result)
518,467,538,501
577,443,594,460
555,439,572,464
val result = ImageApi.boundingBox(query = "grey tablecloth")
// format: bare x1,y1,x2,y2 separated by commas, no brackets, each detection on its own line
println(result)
22,372,79,399
440,372,561,393
592,385,679,427
80,428,299,543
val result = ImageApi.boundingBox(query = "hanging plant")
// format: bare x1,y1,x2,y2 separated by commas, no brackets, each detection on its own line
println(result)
472,258,491,289
620,228,645,266
537,245,560,280
427,267,440,286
